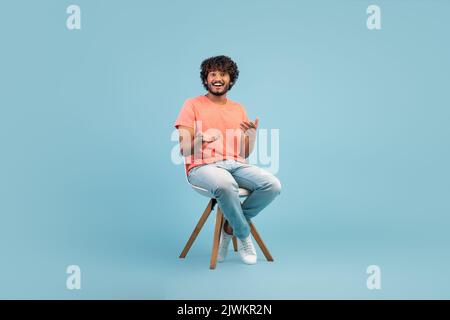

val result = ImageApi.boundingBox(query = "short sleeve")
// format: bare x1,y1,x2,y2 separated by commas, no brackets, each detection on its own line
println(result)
241,105,250,122
174,99,196,129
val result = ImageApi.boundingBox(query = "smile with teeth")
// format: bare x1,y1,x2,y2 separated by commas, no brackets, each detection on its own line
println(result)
212,82,224,87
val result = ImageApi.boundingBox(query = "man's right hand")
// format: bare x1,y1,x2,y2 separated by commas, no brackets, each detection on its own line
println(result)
178,125,220,157
196,132,220,143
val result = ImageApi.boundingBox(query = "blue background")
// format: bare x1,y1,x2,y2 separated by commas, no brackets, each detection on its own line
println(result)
1,0,449,299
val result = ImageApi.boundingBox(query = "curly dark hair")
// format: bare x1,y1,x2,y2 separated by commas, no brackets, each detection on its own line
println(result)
200,55,239,91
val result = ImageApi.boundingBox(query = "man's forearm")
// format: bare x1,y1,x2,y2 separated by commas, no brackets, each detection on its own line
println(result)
180,134,203,156
241,135,256,159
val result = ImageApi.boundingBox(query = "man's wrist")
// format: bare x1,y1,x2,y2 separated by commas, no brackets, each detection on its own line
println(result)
194,132,203,142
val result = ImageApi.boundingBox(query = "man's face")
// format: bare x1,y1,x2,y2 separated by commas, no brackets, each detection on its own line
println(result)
205,70,231,96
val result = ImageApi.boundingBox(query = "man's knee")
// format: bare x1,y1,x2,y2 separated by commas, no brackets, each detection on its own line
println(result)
258,172,281,195
252,170,282,196
269,176,282,195
213,179,239,197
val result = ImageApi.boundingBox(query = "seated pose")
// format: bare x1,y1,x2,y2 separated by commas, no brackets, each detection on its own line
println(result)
174,55,281,265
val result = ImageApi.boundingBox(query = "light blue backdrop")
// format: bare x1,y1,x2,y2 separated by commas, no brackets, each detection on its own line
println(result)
0,0,449,299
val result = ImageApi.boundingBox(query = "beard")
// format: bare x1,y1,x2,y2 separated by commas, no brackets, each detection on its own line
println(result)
207,83,230,96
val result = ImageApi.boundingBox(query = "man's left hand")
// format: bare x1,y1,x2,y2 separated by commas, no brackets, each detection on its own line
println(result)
240,118,259,139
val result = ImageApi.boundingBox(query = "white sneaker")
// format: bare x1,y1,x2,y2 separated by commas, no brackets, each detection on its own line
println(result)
237,235,257,265
217,225,233,263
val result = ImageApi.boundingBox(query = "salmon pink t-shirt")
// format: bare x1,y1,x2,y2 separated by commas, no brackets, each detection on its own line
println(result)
174,95,250,174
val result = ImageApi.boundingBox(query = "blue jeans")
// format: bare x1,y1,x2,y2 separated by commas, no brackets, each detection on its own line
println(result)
187,159,281,239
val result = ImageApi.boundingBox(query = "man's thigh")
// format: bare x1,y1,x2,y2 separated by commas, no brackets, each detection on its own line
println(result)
187,164,237,193
231,164,280,192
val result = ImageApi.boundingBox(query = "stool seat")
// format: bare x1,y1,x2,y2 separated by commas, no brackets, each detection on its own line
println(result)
190,184,250,198
238,188,250,197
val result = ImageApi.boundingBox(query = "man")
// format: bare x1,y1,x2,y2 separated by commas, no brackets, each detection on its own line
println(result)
174,55,281,265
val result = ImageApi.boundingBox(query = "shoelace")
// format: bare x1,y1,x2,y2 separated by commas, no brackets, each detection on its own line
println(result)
240,239,255,254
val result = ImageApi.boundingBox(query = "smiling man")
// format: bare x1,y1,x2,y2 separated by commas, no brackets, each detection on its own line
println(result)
174,55,281,265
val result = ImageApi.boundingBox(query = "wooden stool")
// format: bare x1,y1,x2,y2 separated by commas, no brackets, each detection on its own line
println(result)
179,189,274,269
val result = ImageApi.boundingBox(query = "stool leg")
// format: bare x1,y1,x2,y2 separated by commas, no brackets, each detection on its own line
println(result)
210,207,224,269
250,222,274,262
179,199,215,258
232,236,238,252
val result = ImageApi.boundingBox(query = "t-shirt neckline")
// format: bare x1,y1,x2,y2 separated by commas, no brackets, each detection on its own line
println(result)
203,95,229,107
